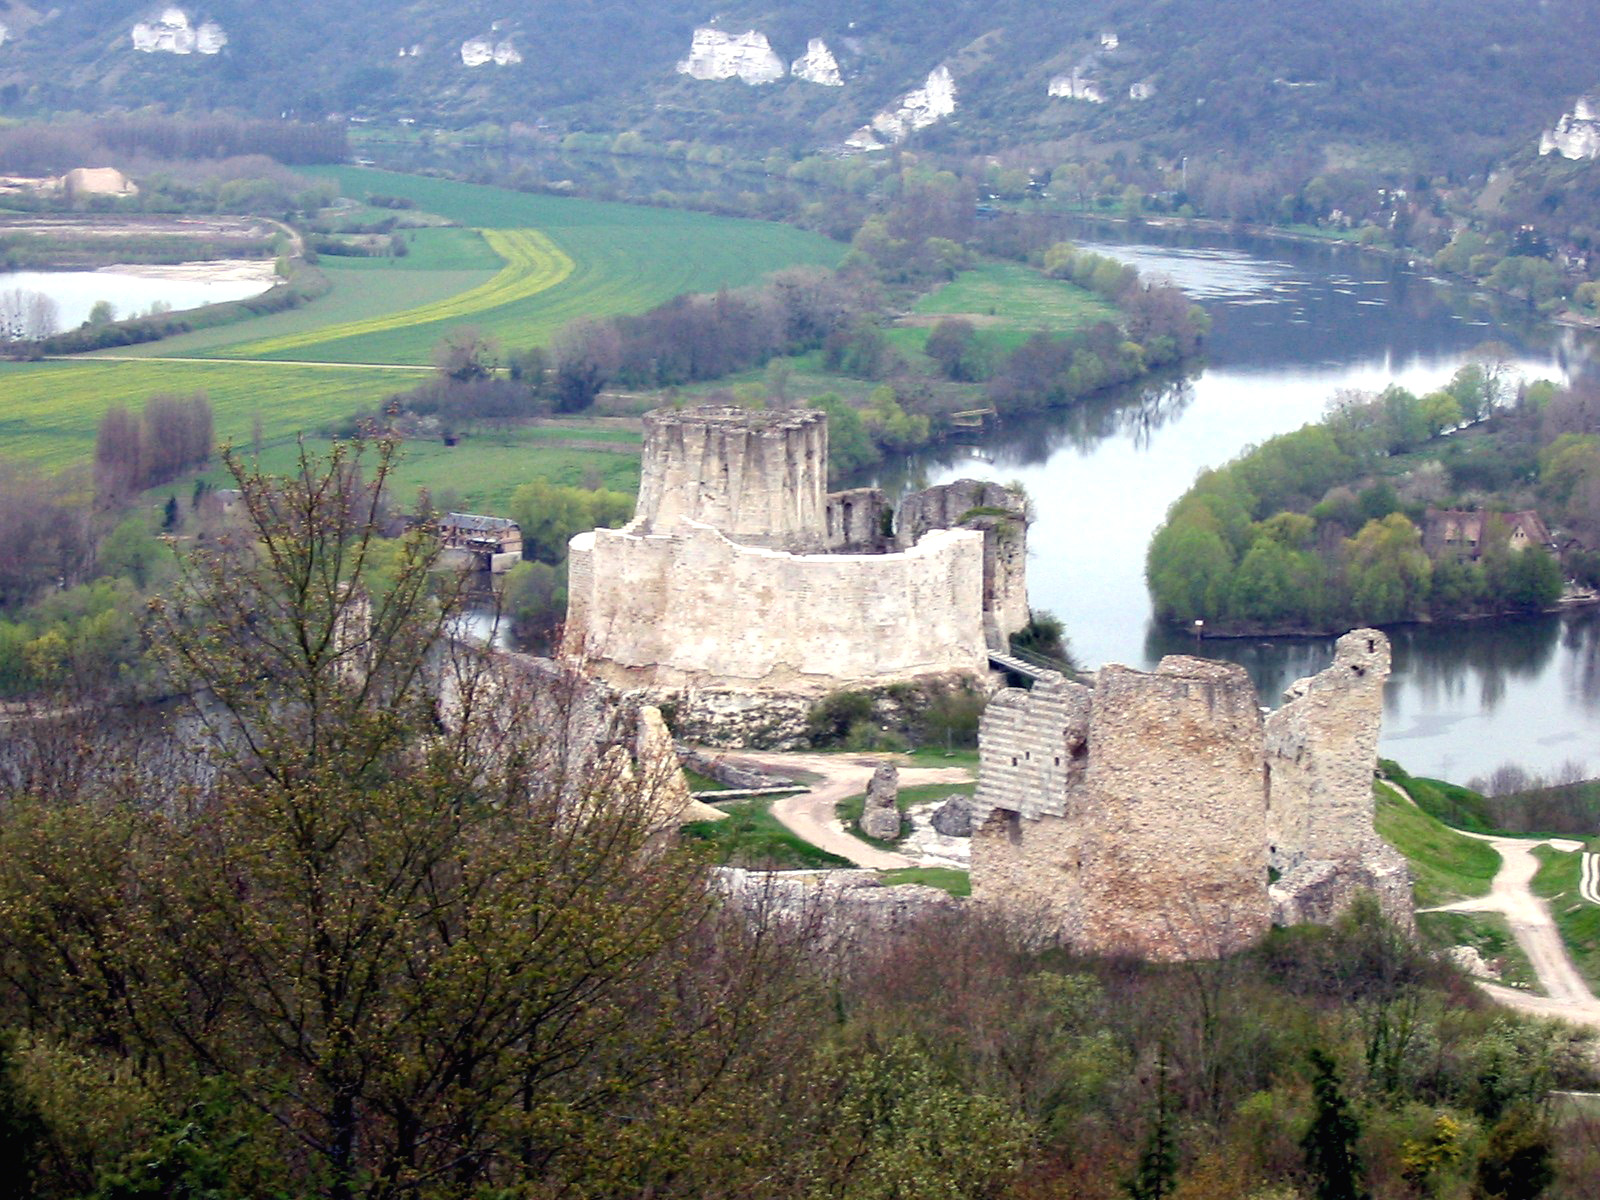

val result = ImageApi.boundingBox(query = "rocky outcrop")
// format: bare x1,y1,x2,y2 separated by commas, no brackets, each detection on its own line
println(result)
791,38,842,86
860,762,902,840
931,796,973,837
677,28,785,85
1542,97,1600,159
1048,72,1104,102
131,8,226,55
848,65,957,150
461,37,521,67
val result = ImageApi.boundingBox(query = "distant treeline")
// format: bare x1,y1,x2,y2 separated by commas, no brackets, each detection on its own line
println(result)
95,393,214,507
0,117,346,176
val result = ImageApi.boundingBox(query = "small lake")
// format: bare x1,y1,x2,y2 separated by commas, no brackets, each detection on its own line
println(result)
869,222,1600,785
0,264,276,329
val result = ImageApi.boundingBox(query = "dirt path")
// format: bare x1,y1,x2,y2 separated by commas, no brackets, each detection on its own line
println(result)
49,354,433,371
1414,795,1600,1026
718,750,975,871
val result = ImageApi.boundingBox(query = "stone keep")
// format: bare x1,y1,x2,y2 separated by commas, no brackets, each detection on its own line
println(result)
969,631,1410,960
567,406,1026,701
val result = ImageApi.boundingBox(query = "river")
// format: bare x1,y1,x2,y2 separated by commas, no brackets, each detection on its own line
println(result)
876,223,1600,786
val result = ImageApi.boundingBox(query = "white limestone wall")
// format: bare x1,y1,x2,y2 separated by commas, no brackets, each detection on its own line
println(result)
634,407,829,549
568,522,988,692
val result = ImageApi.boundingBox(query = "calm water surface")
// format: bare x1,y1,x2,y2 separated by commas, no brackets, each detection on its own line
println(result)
874,224,1600,784
0,267,273,328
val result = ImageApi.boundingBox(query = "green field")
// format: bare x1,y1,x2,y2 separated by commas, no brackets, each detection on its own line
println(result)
7,171,843,475
0,359,424,473
185,423,645,516
890,259,1120,357
172,168,844,366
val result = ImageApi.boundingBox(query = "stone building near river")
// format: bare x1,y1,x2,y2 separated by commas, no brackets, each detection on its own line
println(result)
969,629,1410,960
565,407,1028,741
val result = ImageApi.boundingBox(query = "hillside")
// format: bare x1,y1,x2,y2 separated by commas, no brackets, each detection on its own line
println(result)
3,0,1600,181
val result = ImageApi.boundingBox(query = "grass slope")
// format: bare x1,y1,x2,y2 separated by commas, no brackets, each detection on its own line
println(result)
888,259,1120,357
1373,781,1500,908
232,228,574,359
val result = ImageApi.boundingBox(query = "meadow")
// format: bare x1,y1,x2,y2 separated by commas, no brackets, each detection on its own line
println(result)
6,170,842,477
177,168,843,366
0,358,425,473
888,259,1120,356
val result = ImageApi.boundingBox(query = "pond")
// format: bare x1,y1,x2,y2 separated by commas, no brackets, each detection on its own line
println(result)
0,263,276,330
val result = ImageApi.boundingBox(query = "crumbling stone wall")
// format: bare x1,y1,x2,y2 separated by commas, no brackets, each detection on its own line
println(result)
1264,629,1413,931
568,520,987,693
971,659,1270,960
824,487,892,552
896,479,1029,649
971,634,1411,960
569,406,1005,706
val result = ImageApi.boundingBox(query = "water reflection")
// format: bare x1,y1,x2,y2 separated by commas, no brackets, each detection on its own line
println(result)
868,221,1600,780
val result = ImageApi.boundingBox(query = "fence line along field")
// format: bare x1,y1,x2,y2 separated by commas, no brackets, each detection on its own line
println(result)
190,167,842,366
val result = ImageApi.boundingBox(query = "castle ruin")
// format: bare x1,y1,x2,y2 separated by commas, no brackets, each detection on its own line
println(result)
969,629,1411,960
565,406,1028,738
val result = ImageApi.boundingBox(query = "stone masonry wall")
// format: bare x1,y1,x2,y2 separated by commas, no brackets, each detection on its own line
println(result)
971,657,1270,960
568,520,988,693
1264,628,1390,869
970,635,1410,959
632,407,828,550
895,479,1029,649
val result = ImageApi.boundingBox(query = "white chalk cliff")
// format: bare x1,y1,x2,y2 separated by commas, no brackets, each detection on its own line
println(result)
1048,72,1104,102
1542,97,1600,159
850,64,956,149
131,8,226,55
791,38,842,86
461,37,521,67
677,28,785,85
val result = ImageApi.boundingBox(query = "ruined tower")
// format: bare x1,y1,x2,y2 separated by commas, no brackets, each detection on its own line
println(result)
565,406,1017,716
969,631,1411,959
970,657,1272,961
632,407,829,550
1265,629,1412,929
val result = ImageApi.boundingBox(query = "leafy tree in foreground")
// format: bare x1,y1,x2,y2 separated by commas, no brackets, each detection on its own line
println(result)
0,436,787,1198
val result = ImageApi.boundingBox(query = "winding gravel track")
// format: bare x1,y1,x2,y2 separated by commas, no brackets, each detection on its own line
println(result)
716,750,975,870
1412,790,1600,1027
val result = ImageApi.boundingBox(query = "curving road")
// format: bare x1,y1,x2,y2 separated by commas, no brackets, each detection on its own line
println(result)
1412,788,1600,1027
717,749,975,870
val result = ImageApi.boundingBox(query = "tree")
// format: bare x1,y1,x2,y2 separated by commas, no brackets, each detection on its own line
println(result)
1124,1048,1178,1200
1301,1049,1369,1200
430,326,499,382
0,436,777,1198
1472,1106,1554,1200
925,318,988,381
